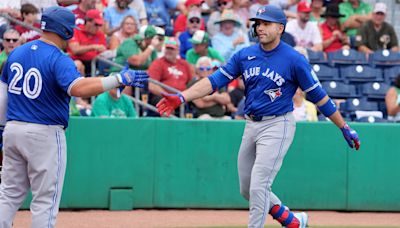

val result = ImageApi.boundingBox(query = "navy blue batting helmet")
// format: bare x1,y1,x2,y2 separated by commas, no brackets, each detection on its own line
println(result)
249,5,287,26
41,6,76,40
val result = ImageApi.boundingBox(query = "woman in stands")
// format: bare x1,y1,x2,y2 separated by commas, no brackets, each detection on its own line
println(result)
385,74,400,122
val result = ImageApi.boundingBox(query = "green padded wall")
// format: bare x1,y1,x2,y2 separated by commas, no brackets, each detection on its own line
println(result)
19,118,400,211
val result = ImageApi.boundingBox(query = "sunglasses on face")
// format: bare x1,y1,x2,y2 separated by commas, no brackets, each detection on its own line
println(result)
189,18,201,24
4,38,18,43
198,66,212,71
94,23,102,27
217,1,229,7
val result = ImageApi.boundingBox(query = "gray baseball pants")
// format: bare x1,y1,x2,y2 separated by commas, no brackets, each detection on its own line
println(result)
0,121,67,228
238,113,296,228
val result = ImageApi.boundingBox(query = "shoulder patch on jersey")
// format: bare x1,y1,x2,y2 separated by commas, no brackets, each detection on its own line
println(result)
264,88,282,102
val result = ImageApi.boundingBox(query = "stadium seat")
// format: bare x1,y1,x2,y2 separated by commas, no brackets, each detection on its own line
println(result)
369,49,400,67
312,64,339,81
321,81,358,98
356,116,387,123
341,98,379,112
360,82,390,100
383,66,400,84
340,65,383,82
307,49,328,64
327,49,368,66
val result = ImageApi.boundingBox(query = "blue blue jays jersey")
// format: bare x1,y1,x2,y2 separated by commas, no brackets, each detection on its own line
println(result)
0,40,82,128
208,41,321,117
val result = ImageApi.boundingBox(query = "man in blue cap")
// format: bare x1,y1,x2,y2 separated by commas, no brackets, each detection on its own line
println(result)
157,5,360,228
0,6,148,228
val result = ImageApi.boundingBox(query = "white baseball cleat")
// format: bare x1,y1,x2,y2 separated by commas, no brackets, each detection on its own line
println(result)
293,212,308,228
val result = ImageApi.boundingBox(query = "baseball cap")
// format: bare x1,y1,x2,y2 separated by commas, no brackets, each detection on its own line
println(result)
41,6,76,40
165,37,179,49
139,25,157,39
86,9,104,25
187,10,202,20
185,0,204,7
214,9,241,26
297,1,312,13
189,30,209,44
373,2,387,14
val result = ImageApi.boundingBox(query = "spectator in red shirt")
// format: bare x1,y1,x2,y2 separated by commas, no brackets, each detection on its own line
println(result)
147,36,194,108
68,9,107,76
173,0,206,36
320,3,350,52
14,3,41,43
72,0,97,26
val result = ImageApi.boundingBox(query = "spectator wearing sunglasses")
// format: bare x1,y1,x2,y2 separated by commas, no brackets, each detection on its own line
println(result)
212,9,250,62
147,37,194,114
68,9,108,76
186,30,225,65
173,0,206,37
0,29,21,67
187,56,231,119
178,10,203,59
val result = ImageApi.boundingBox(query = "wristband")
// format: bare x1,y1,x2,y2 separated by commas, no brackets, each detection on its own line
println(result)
101,75,120,91
318,98,337,117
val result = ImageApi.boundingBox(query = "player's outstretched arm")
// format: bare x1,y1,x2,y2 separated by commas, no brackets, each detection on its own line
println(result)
316,96,360,150
156,78,214,117
70,69,148,98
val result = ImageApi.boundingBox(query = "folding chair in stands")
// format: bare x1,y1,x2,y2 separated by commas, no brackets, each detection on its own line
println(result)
360,82,391,100
340,65,383,82
327,49,368,66
312,64,340,81
369,49,400,67
383,66,400,84
321,80,357,99
307,49,328,64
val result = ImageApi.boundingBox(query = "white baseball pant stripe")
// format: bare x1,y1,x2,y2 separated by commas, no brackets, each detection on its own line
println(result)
0,121,66,228
237,113,296,228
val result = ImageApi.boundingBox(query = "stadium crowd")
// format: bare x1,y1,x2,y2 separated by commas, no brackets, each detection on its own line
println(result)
0,0,399,122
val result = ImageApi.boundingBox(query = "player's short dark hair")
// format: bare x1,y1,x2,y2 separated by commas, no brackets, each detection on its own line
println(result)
21,3,39,17
394,74,400,89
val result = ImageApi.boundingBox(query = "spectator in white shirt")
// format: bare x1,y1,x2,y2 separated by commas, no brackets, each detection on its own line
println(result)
285,1,323,51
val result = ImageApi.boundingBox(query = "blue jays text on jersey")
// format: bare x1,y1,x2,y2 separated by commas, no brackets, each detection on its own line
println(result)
1,40,83,128
208,41,321,117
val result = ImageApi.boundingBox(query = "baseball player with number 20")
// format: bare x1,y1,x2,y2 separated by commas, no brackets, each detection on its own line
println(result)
157,5,360,228
0,6,148,228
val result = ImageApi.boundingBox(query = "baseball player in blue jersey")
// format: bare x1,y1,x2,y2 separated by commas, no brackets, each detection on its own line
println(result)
0,6,148,228
157,5,360,228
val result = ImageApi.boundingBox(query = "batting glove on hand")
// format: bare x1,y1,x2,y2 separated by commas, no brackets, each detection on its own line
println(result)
117,67,148,88
156,93,185,117
340,123,360,150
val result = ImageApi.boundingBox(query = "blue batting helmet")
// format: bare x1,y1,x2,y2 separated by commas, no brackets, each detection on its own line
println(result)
249,5,287,26
41,6,76,40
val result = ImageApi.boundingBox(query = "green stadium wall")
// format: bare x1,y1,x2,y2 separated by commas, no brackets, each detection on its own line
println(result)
21,118,400,211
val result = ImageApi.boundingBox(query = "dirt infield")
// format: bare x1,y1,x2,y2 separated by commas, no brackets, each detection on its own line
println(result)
13,210,400,228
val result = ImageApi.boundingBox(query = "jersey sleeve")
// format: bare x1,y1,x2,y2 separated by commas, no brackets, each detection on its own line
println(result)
208,50,242,90
293,54,320,92
54,54,83,96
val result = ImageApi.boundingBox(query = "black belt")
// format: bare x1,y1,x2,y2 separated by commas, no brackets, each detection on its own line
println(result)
245,114,278,121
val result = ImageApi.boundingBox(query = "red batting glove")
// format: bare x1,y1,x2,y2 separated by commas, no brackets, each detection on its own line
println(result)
156,93,185,117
